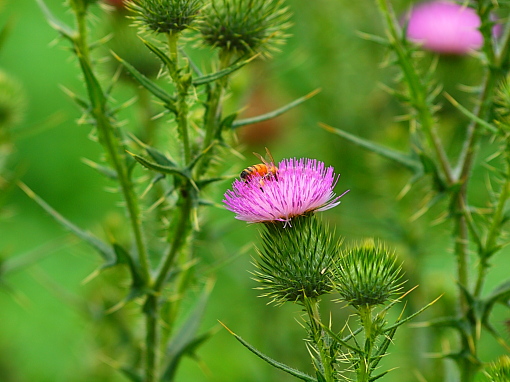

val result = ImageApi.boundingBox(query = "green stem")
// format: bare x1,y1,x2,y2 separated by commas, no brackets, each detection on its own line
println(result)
357,305,374,382
72,4,151,284
143,192,192,382
304,298,335,382
166,31,191,164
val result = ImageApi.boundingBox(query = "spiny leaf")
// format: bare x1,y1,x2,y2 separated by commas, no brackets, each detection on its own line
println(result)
112,51,176,111
60,85,90,110
35,0,75,40
82,158,117,180
232,89,321,129
140,37,176,73
110,244,146,298
192,54,259,86
128,152,190,179
320,123,423,172
18,182,115,263
161,279,215,381
219,321,317,382
383,294,442,333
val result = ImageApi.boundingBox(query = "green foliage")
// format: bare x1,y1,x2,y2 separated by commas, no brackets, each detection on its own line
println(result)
200,0,291,58
129,0,203,34
0,69,26,132
334,240,403,308
253,215,340,305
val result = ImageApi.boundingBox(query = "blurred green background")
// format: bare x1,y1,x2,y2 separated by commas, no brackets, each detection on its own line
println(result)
1,0,509,381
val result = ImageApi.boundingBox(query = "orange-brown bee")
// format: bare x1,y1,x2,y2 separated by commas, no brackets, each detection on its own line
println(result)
240,147,278,185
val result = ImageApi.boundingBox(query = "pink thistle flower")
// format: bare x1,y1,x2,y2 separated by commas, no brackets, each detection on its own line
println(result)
405,1,490,55
223,158,349,224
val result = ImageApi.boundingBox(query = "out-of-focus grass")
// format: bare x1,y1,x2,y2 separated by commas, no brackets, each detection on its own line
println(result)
1,0,509,381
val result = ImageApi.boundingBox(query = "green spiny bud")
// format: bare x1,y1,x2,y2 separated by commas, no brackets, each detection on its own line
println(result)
334,240,404,308
200,0,291,58
252,215,341,305
494,77,510,133
128,0,203,34
484,356,510,382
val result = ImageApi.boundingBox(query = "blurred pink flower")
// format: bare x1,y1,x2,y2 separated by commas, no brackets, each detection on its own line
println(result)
224,158,348,224
405,1,491,54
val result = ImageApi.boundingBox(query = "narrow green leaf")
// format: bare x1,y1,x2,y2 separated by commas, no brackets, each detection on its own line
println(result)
383,294,442,333
112,51,176,110
128,152,189,179
444,92,499,134
60,85,90,110
82,158,117,179
35,0,75,40
18,182,115,262
192,55,259,86
161,280,215,381
140,38,175,73
232,89,321,129
76,52,106,111
111,244,146,296
219,322,317,382
370,371,390,381
485,279,510,306
356,30,390,46
321,123,423,172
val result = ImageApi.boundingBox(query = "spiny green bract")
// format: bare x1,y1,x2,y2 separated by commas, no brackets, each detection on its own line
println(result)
484,356,510,382
334,240,404,308
200,0,291,58
253,215,341,305
129,0,203,34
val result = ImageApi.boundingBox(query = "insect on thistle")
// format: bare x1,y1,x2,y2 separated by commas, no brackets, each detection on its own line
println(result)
240,147,278,187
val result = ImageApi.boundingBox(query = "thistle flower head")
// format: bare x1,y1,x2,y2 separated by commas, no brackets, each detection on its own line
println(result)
200,0,291,58
223,157,348,225
128,0,203,34
405,1,487,55
334,240,404,308
253,215,340,305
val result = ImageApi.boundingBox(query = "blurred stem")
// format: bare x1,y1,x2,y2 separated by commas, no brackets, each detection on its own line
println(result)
375,0,453,184
166,31,191,164
71,3,152,284
304,298,335,382
357,305,374,382
144,191,192,382
196,50,233,177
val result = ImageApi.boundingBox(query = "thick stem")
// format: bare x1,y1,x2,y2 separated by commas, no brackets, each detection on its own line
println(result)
72,4,151,284
357,305,374,382
304,298,335,382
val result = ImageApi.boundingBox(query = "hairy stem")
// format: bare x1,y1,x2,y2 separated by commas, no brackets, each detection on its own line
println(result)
304,298,335,382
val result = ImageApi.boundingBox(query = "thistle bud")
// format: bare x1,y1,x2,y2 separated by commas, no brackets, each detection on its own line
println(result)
334,240,404,308
484,356,510,382
129,0,203,34
200,0,292,58
252,215,341,305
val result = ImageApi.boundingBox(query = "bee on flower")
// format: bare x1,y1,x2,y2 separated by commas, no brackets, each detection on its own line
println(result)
224,155,349,225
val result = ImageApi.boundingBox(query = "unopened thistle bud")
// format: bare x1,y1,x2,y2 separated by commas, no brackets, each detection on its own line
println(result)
334,240,404,308
200,0,292,58
129,0,203,34
484,356,510,382
253,215,341,305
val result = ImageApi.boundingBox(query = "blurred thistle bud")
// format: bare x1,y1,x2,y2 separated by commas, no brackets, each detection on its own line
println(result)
334,240,404,308
128,0,203,34
252,215,341,305
200,0,292,58
484,356,510,382
404,0,500,55
0,70,26,138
